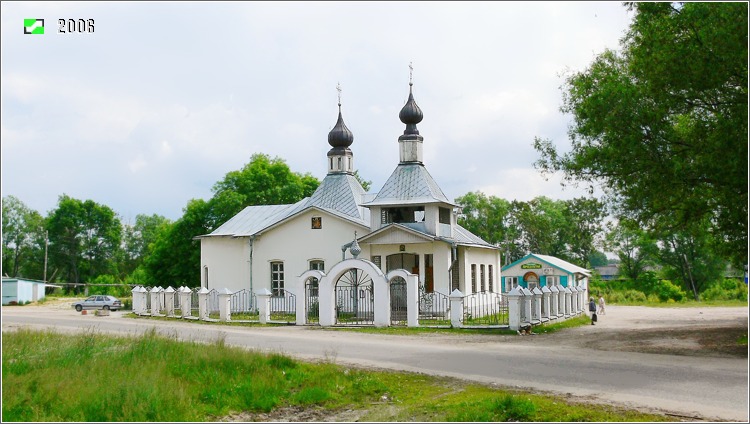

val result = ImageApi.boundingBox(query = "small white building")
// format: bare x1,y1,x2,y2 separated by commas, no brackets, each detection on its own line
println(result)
501,253,590,293
2,277,48,305
197,81,501,303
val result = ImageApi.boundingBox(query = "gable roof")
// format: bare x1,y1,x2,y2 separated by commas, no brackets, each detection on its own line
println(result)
502,253,591,276
362,163,455,207
199,172,371,238
357,222,498,249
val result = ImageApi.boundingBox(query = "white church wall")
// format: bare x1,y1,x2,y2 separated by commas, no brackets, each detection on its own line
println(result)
252,209,369,296
460,246,502,295
200,237,250,292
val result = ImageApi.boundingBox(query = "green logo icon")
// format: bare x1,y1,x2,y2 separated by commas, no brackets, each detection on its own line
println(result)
24,18,44,34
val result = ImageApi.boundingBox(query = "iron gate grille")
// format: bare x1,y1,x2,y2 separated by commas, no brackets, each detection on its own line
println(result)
462,291,508,326
230,289,258,320
335,268,374,325
270,289,296,323
390,278,407,326
305,278,319,324
419,289,451,326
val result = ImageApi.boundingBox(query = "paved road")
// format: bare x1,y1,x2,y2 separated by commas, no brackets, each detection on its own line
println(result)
2,306,747,422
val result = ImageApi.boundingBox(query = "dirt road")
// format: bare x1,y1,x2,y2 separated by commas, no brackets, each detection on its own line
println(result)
2,301,748,421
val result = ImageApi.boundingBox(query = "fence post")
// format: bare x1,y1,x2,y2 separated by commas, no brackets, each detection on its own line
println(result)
521,287,532,325
549,285,558,319
131,286,141,315
532,287,542,324
179,287,192,317
218,288,232,322
506,286,523,331
449,289,464,328
256,288,272,324
150,287,162,316
563,286,572,317
198,288,209,320
541,286,551,321
163,286,176,317
571,286,580,314
406,274,419,328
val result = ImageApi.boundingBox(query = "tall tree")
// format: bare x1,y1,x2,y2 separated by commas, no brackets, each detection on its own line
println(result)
456,192,521,264
654,217,725,300
513,197,569,261
144,154,320,287
605,218,657,281
534,2,747,268
562,197,606,267
2,196,45,278
121,214,171,277
46,195,122,284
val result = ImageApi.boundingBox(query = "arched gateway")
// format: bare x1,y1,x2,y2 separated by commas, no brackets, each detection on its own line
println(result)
297,259,418,327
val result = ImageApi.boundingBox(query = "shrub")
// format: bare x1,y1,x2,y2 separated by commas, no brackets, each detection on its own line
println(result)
653,280,687,302
701,279,748,301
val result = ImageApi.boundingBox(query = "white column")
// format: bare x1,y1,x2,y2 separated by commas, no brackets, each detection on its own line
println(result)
218,288,232,322
541,286,551,321
179,287,192,317
549,285,559,318
449,289,464,328
506,286,523,331
163,286,176,317
256,288,272,324
406,274,420,328
532,287,542,324
131,286,141,314
521,287,532,325
149,287,162,316
563,286,572,317
198,288,209,320
374,275,390,328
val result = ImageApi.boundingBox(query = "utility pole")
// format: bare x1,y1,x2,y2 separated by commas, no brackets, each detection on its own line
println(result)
43,230,48,282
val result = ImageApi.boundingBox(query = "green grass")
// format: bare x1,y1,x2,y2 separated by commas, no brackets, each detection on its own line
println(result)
2,328,674,422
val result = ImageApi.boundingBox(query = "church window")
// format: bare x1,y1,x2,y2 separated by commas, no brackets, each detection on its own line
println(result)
488,265,494,292
546,276,558,287
271,262,284,296
311,217,322,229
204,266,209,289
439,207,451,224
471,264,477,293
371,255,382,270
480,264,485,292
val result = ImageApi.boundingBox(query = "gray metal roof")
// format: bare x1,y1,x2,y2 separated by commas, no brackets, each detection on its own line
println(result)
362,163,455,207
306,173,367,221
207,200,307,237
201,172,370,238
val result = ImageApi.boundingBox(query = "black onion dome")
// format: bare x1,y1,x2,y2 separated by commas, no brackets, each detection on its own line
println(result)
399,84,423,136
328,105,354,148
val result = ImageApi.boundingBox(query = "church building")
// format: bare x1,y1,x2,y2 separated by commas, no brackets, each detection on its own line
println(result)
197,79,501,302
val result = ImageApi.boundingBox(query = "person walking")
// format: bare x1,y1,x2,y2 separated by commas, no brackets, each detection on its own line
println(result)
589,297,597,325
598,295,606,315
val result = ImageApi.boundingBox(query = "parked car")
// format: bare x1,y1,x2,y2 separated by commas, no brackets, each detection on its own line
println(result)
72,295,122,312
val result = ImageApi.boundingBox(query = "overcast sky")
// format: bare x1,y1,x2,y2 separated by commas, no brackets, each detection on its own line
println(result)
2,1,633,223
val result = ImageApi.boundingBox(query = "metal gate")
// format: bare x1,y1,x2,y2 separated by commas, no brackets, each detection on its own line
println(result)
390,277,407,326
419,289,451,326
335,268,374,325
305,277,319,324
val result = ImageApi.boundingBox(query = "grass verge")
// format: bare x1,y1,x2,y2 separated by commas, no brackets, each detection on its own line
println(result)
3,328,674,422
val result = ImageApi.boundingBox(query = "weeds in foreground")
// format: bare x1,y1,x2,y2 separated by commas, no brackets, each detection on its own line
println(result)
3,328,672,422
